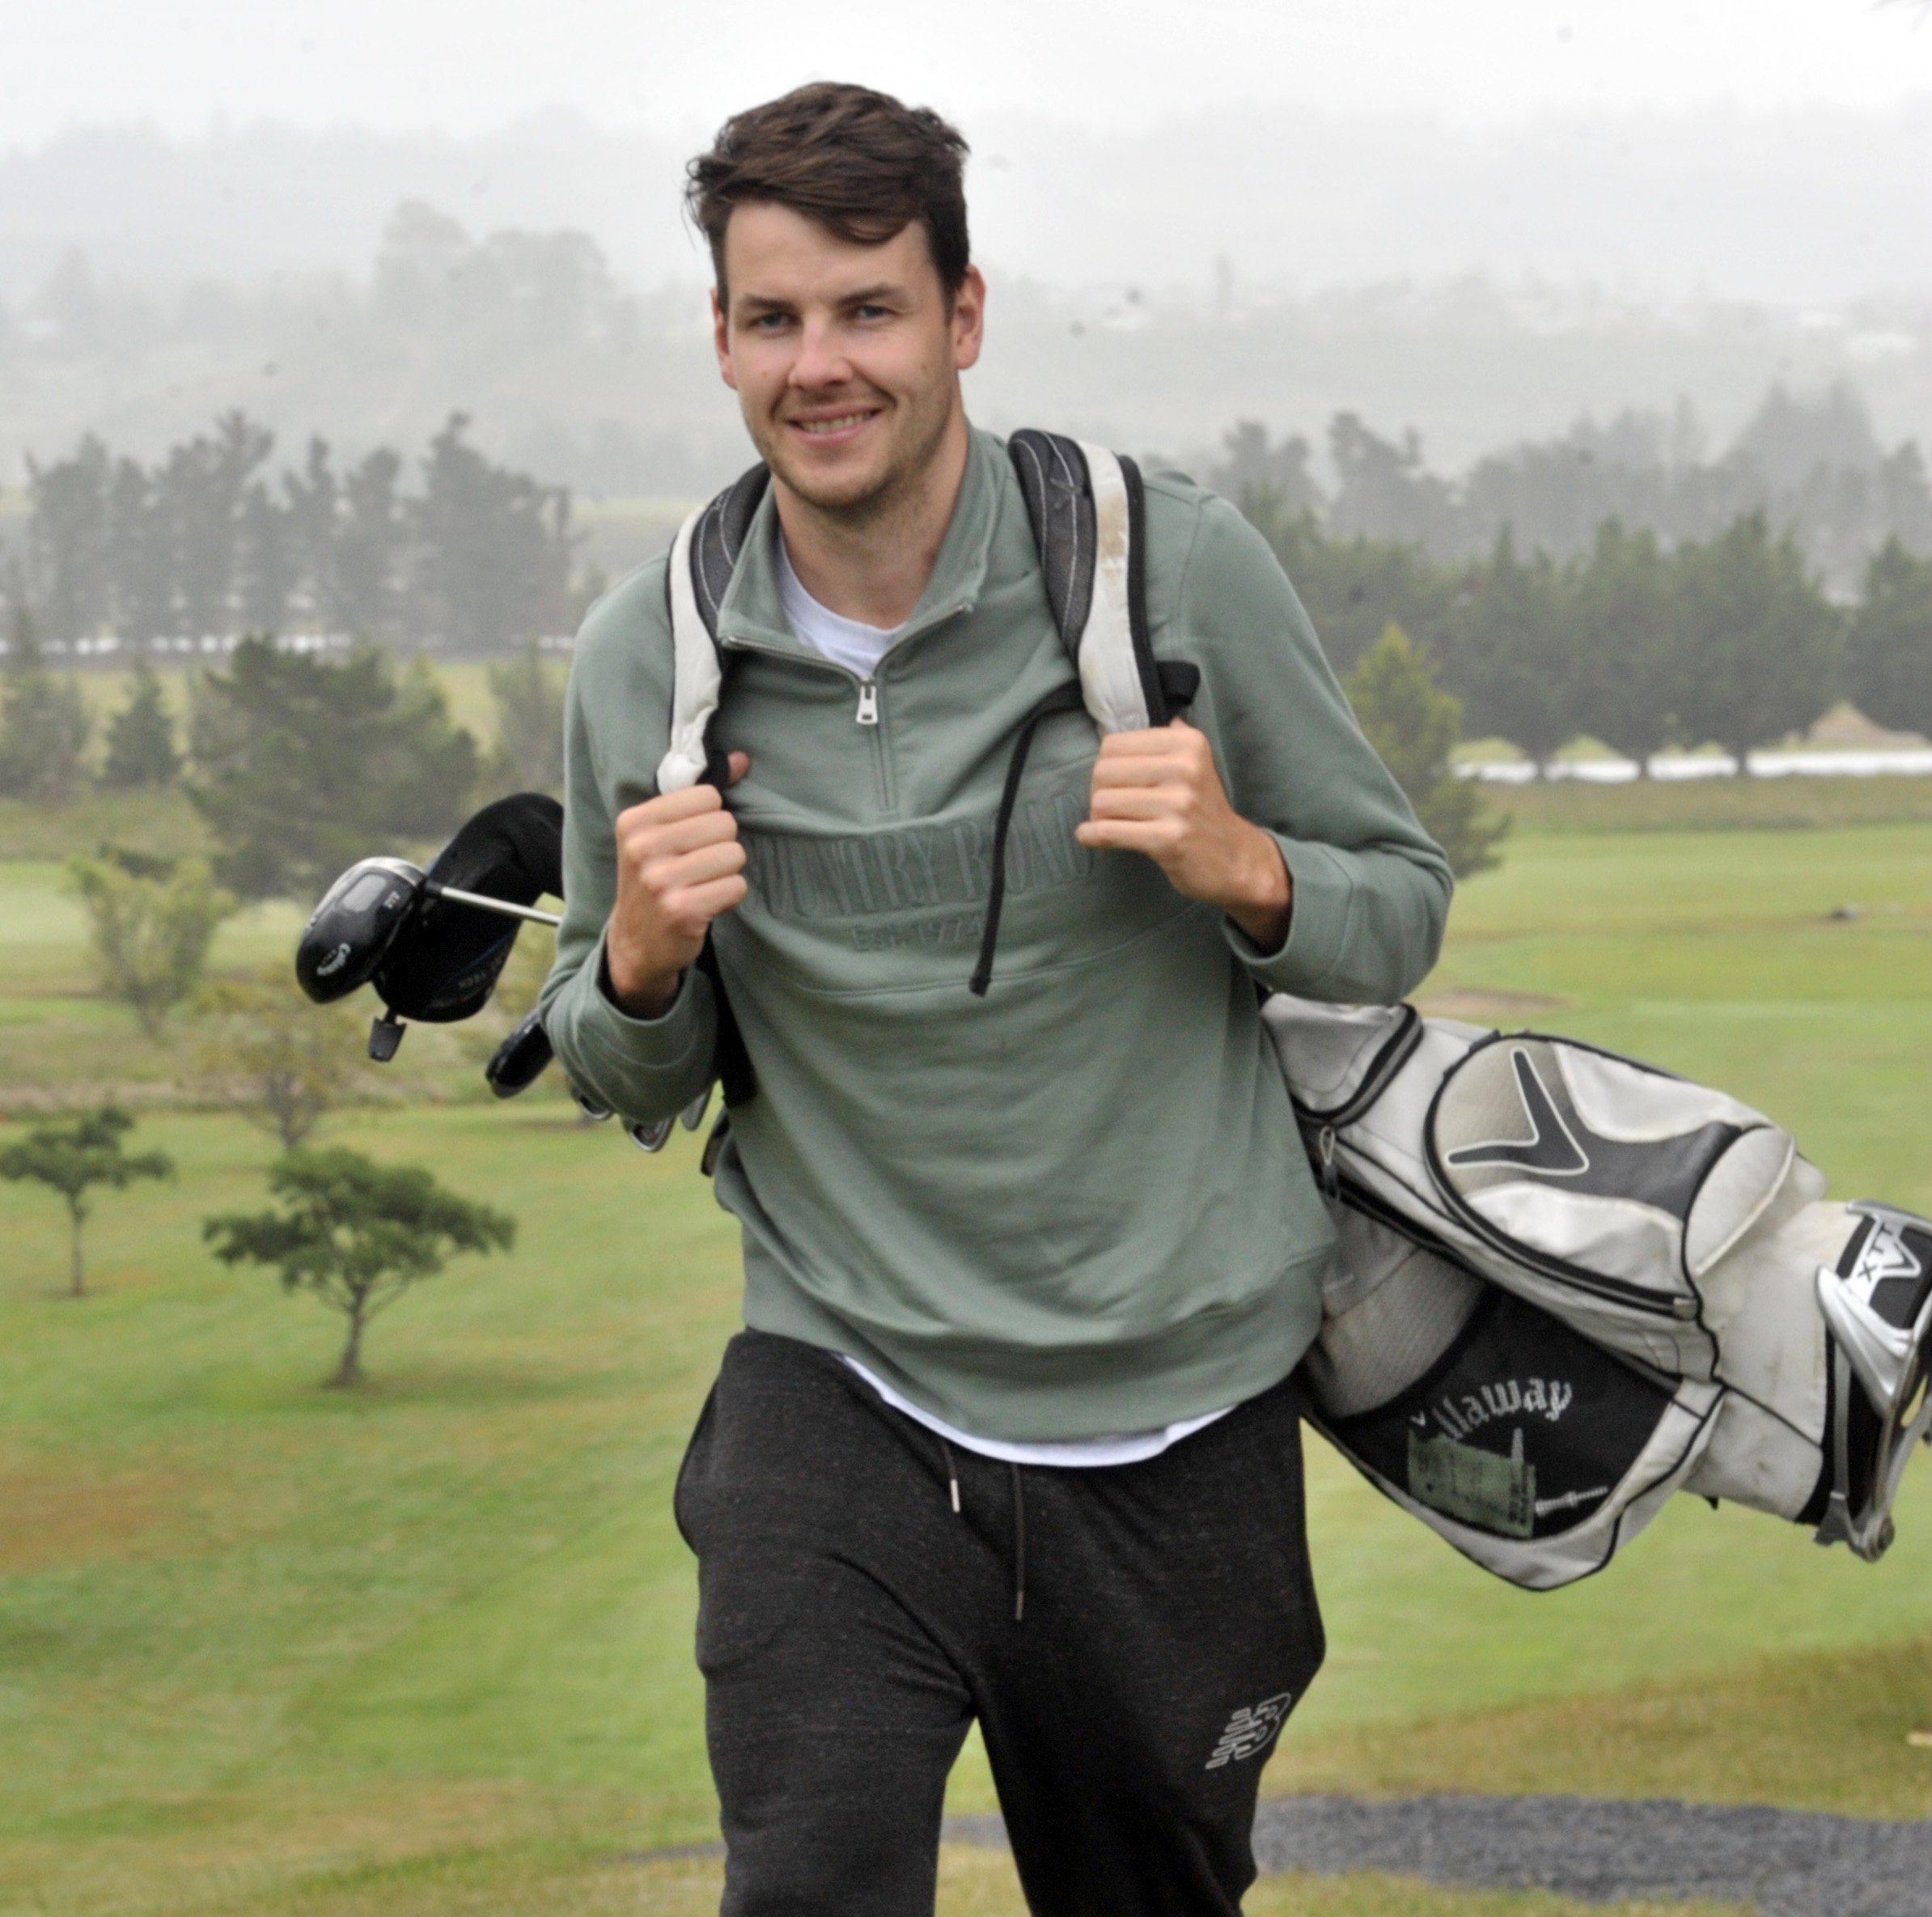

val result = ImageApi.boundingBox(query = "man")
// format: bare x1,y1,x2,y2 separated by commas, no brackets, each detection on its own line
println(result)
540,81,1451,1916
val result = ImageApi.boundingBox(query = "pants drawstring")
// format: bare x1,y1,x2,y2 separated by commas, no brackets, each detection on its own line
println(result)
938,1437,961,1515
1009,1461,1027,1622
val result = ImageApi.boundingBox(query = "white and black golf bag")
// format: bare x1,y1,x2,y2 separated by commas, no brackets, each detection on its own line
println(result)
1268,997,1932,1588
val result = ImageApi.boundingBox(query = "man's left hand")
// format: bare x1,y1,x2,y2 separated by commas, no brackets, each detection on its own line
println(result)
1075,719,1292,950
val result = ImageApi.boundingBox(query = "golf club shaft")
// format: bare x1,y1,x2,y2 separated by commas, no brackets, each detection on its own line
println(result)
426,882,562,927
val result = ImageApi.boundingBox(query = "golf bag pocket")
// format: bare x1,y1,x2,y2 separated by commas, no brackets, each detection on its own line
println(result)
1425,1033,1799,1359
1304,1207,1722,1590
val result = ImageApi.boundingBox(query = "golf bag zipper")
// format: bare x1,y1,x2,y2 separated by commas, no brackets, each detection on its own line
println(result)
1331,1165,1683,1321
1288,1004,1425,1133
1290,1004,1425,1198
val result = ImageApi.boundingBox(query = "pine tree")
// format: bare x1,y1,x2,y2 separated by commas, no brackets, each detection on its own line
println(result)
101,659,181,788
1345,623,1506,880
0,606,91,804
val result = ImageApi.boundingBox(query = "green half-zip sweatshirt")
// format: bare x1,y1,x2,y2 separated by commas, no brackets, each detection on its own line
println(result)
540,428,1451,1442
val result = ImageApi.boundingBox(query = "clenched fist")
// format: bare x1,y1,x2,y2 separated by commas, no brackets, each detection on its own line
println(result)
605,753,752,1018
1075,719,1292,949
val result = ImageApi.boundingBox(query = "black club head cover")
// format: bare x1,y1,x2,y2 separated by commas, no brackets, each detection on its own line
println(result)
485,1007,555,1098
371,793,565,1023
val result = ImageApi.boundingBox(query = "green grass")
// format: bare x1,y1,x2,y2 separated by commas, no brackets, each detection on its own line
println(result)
3,817,1932,1911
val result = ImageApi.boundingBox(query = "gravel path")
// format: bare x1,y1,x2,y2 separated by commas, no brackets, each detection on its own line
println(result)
943,1795,1932,1914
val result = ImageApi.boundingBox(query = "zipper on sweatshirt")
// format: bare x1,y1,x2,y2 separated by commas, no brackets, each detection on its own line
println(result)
716,637,897,810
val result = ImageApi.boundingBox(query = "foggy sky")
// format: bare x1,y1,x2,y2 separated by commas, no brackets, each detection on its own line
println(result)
5,0,1930,148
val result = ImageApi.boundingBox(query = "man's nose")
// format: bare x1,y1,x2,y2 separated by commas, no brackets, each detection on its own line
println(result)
788,316,852,390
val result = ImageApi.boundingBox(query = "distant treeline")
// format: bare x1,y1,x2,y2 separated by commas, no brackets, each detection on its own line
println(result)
1237,488,1932,770
8,409,583,654
1206,384,1932,596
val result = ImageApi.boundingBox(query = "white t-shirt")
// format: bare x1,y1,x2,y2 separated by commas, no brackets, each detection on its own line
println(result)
777,535,1236,1469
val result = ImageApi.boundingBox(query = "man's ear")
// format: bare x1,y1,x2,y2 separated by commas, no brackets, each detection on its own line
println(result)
711,286,738,391
951,265,987,374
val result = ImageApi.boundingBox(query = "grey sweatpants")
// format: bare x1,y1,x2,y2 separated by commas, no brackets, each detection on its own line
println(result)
673,1329,1326,1916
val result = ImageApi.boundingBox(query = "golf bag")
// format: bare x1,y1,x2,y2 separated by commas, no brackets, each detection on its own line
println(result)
1269,995,1932,1585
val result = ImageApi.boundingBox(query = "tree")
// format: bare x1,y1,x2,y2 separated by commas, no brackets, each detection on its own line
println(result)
0,613,91,804
333,447,409,642
68,850,236,1037
1345,623,1506,879
1241,505,1458,682
101,659,181,787
1847,538,1932,739
204,1148,515,1386
411,414,574,652
1567,522,1680,773
1450,532,1576,773
198,966,371,1150
24,433,112,641
1671,513,1841,770
485,638,566,795
188,636,477,899
0,1106,173,1297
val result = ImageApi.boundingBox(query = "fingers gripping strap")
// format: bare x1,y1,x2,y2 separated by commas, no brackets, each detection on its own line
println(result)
658,504,722,795
1074,440,1160,734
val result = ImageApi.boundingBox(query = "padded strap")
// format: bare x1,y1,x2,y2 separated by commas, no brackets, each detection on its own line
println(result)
657,464,770,794
1006,430,1171,735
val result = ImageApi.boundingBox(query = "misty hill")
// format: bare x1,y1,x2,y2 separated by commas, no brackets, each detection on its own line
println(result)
5,100,1932,306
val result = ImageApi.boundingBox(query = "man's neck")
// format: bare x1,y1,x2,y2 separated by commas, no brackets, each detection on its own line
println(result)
773,410,970,630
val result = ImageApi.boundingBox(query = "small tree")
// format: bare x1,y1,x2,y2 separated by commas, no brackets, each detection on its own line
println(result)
0,1106,173,1296
485,638,566,795
68,850,237,1037
1847,538,1932,740
204,1147,515,1387
1346,622,1507,880
198,965,372,1150
188,636,477,900
101,659,182,788
0,612,91,804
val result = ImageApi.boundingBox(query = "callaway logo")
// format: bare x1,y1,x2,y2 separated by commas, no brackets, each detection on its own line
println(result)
1205,1693,1295,1770
1411,1376,1574,1442
315,942,353,978
1446,1049,1587,1177
1853,1221,1924,1291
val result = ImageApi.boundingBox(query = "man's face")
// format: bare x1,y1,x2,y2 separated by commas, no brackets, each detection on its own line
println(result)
712,202,985,520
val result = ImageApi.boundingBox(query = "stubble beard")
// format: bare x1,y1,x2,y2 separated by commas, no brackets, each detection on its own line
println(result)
755,377,957,534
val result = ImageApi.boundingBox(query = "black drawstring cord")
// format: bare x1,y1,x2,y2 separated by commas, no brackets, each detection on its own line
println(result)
1009,1461,1027,1622
968,682,1086,998
939,1436,961,1515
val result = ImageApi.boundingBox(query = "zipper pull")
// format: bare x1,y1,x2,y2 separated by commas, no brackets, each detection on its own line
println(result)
855,679,879,726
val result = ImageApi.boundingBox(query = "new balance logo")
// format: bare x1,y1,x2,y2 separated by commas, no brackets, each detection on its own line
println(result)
1205,1692,1294,1770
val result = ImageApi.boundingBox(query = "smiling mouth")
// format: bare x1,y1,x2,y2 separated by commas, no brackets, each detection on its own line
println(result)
791,410,879,436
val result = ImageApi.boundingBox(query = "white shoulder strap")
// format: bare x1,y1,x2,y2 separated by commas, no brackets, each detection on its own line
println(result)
1073,439,1152,735
657,503,722,795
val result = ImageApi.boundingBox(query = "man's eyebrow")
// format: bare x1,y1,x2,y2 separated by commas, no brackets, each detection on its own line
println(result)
735,283,910,314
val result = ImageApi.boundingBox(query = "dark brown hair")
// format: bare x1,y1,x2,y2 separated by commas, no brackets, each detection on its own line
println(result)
686,83,971,305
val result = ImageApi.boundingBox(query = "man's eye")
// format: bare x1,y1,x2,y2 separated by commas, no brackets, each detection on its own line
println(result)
749,312,792,331
854,305,892,321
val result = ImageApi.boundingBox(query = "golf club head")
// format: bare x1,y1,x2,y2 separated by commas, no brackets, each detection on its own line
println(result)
485,1007,555,1098
295,857,427,1003
372,793,565,1024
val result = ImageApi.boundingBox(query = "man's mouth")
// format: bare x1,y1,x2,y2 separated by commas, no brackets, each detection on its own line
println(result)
790,409,879,437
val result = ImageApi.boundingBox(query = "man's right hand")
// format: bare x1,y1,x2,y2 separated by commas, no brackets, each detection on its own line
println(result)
604,753,751,1018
